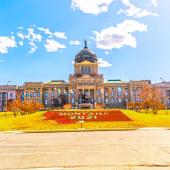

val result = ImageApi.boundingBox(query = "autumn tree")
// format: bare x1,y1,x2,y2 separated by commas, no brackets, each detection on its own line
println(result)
8,99,44,116
139,84,165,114
127,101,134,110
8,99,22,116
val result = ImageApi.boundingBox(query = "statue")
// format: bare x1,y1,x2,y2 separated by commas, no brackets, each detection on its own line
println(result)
81,92,91,103
84,39,88,48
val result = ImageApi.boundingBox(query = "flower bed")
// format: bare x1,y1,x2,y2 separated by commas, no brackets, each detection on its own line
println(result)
44,110,132,124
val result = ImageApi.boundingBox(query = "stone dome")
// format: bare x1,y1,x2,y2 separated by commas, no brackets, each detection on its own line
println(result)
74,40,98,63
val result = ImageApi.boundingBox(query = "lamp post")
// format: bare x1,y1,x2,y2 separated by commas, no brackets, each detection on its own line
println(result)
79,120,84,130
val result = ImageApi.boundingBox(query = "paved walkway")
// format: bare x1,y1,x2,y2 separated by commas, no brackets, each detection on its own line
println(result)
0,129,170,170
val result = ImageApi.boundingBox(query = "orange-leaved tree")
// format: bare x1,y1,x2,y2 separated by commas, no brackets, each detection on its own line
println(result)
139,83,165,114
8,99,44,116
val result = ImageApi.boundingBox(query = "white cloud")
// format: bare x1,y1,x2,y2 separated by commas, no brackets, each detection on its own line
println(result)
53,32,67,39
119,0,158,18
17,32,25,39
38,27,67,39
29,41,38,54
93,20,147,50
26,28,42,42
98,58,112,68
105,51,110,54
16,27,42,53
38,27,52,36
17,26,23,30
70,40,81,45
151,0,158,7
44,39,66,52
71,0,114,15
0,36,17,54
18,41,24,46
17,28,42,42
53,30,66,39
0,59,4,63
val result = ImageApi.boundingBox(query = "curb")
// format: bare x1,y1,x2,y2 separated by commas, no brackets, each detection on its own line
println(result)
1,128,170,134
1,128,137,134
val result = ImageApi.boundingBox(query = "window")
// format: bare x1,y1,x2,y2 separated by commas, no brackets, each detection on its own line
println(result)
81,66,84,74
98,89,101,96
37,92,40,97
45,100,48,105
125,91,128,96
26,92,29,97
87,66,91,73
71,89,75,97
105,99,109,104
21,92,24,101
117,87,122,96
71,98,75,104
104,89,108,96
125,99,129,103
81,66,91,74
111,88,114,96
10,93,13,97
45,92,48,97
167,98,170,104
118,99,122,103
167,90,170,97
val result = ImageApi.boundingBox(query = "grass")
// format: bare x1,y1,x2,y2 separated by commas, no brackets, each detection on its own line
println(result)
0,109,170,131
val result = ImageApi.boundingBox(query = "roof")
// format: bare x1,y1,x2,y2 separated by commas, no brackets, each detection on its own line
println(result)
153,81,170,87
0,85,18,90
105,79,127,84
74,41,98,63
44,80,68,85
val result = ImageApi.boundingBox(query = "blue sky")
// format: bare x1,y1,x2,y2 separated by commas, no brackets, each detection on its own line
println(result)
0,0,169,85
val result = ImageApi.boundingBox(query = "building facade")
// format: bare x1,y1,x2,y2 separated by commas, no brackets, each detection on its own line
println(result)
154,82,170,109
0,42,170,110
0,85,18,111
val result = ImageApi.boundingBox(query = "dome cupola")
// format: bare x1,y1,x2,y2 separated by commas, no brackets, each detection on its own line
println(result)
74,40,98,63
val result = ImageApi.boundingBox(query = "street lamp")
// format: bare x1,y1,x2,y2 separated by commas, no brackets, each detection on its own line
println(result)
79,120,84,130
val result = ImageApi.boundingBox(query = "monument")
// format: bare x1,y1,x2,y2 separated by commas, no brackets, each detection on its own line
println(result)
79,91,93,109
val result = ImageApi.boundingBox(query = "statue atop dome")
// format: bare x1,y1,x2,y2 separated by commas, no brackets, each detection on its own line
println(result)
74,40,98,63
84,39,88,48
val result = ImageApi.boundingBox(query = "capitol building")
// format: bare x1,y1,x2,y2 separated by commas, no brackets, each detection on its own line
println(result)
0,41,170,110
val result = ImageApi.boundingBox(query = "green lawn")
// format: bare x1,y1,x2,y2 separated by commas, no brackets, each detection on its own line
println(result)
0,110,170,131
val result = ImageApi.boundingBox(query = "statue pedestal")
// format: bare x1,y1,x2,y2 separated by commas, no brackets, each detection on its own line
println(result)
79,103,93,109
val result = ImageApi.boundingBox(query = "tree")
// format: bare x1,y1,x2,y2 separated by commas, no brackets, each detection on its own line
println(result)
8,99,44,116
139,84,165,114
8,99,22,116
127,101,134,110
